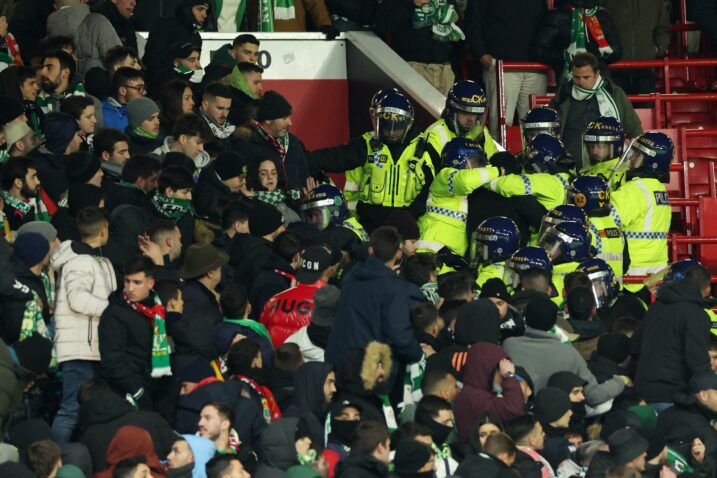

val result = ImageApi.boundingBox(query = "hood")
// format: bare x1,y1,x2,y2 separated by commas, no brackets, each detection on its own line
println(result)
335,342,392,396
656,279,706,306
49,4,90,34
291,362,333,418
182,435,215,478
260,417,301,470
175,0,213,29
77,390,132,430
454,300,501,346
259,252,295,274
462,342,508,390
350,255,397,282
109,205,151,243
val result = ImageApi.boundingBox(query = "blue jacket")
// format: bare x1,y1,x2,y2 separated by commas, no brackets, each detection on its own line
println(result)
325,255,423,364
101,97,127,132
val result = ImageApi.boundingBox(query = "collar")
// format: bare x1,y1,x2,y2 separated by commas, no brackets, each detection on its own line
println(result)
524,327,562,340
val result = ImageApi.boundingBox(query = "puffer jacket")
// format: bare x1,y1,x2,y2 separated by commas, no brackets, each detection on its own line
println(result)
46,3,122,76
51,240,117,363
260,280,327,347
254,417,302,478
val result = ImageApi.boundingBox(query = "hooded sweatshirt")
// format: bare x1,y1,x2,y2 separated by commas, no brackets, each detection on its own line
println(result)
182,435,216,478
254,418,302,478
284,362,333,422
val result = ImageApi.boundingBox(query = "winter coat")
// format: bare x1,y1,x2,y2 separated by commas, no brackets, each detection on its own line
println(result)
232,130,309,190
0,241,32,341
101,97,128,133
104,181,147,215
454,343,525,442
50,240,117,363
325,255,423,364
587,352,630,384
455,452,520,478
173,380,266,451
8,0,54,64
47,4,122,76
249,253,296,321
335,455,389,478
193,165,237,225
0,339,31,437
103,205,151,282
92,1,138,52
230,234,273,288
254,418,302,478
285,326,325,362
531,5,622,78
657,392,717,464
632,279,712,403
29,148,68,204
260,280,327,347
98,292,156,397
0,256,50,345
170,281,222,372
77,390,177,473
602,0,671,60
503,327,625,406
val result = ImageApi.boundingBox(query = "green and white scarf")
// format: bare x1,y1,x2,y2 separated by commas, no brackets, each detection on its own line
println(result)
125,292,171,378
563,6,613,84
402,352,427,405
133,125,159,140
215,0,248,31
173,62,193,75
274,0,296,21
412,0,465,42
199,108,235,139
571,74,620,121
1,191,51,222
259,0,275,31
20,290,57,369
151,192,191,221
255,189,301,205
230,66,257,100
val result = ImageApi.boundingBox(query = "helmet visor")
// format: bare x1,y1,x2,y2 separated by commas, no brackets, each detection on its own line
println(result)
538,214,564,239
521,122,560,149
451,110,487,138
583,136,622,166
586,270,613,308
502,265,522,288
376,110,412,144
469,232,492,268
537,227,575,262
613,138,651,174
301,206,331,230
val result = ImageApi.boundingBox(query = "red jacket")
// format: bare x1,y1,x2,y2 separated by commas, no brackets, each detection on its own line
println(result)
260,280,327,347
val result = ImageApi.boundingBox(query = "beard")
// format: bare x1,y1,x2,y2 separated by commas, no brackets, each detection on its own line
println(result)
40,77,59,94
21,183,38,198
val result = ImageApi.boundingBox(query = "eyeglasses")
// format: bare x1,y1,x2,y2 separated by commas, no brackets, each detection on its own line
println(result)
123,84,147,93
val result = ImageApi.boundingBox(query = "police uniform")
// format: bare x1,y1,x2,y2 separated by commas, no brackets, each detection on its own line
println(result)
551,262,581,306
425,119,503,158
489,172,572,212
587,215,625,280
586,158,626,191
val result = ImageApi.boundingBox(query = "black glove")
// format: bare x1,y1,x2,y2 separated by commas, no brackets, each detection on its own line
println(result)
320,25,341,40
490,151,521,175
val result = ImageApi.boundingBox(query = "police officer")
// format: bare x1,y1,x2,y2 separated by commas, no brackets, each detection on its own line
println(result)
503,245,553,291
538,220,592,305
610,132,673,298
582,116,627,190
417,138,501,256
469,216,520,289
306,91,438,233
569,175,627,280
300,183,369,248
519,105,562,161
424,80,503,157
576,257,621,310
489,134,575,211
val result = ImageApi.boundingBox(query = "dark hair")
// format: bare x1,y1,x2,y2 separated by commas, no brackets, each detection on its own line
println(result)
564,271,591,294
77,206,109,239
247,157,287,192
370,226,401,262
220,282,248,319
612,316,640,335
411,303,440,333
438,299,466,327
148,218,177,244
685,264,712,290
159,79,193,130
112,67,145,97
484,432,517,458
17,66,37,94
221,200,251,230
104,46,140,71
122,155,161,183
273,343,303,372
26,440,62,478
124,255,156,278
521,268,551,293
154,280,181,305
416,395,451,421
233,34,260,48
351,421,389,456
572,52,600,72
206,455,238,478
94,128,129,157
395,421,432,441
0,156,36,190
158,166,194,194
60,95,95,120
173,113,212,143
402,253,437,286
113,456,147,478
202,400,235,425
505,414,540,444
422,369,455,395
238,61,264,75
39,35,76,57
566,287,596,321
226,338,261,375
272,230,304,262
45,50,76,82
469,412,503,452
437,271,473,301
203,82,232,101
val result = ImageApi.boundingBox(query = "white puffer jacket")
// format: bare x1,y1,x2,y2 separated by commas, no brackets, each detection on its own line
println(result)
51,240,117,363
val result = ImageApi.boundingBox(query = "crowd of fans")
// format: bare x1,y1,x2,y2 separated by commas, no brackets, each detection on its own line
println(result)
0,1,716,478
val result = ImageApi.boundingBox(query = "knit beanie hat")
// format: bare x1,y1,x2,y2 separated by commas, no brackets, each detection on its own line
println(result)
43,113,79,156
547,371,587,394
68,183,103,217
13,333,52,375
525,296,558,331
383,210,419,240
311,285,341,327
249,202,283,237
66,151,101,184
628,405,658,429
0,95,24,125
608,427,649,465
12,232,49,268
126,97,160,129
163,152,197,176
16,221,58,244
257,91,292,122
393,439,433,476
533,387,571,424
479,278,510,301
597,333,631,364
214,151,248,181
454,299,501,345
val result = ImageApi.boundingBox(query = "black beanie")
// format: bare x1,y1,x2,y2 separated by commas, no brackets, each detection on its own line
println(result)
533,387,571,424
383,210,419,240
639,427,666,461
14,333,52,375
525,296,558,331
67,151,101,184
68,183,103,217
44,112,79,156
454,299,501,346
214,151,248,181
393,440,433,476
257,91,292,122
0,95,24,125
164,152,197,176
249,202,283,237
597,333,631,364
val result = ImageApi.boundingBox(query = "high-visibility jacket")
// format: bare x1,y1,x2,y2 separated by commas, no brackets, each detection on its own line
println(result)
424,119,503,158
610,177,671,292
551,262,580,306
489,172,572,211
342,216,369,242
417,165,500,255
587,214,625,281
586,157,626,191
476,261,513,292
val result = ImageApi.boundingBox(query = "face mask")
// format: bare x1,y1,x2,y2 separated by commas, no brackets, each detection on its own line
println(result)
331,418,359,445
427,420,453,445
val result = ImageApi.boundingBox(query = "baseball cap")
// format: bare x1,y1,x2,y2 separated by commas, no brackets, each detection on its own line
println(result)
296,245,334,284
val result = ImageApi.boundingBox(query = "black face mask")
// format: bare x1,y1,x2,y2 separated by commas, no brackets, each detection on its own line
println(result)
426,420,453,445
331,418,359,445
569,401,587,430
